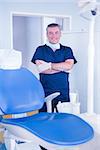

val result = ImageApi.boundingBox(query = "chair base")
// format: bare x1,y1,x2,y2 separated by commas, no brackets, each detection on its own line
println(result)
3,130,82,150
2,124,68,150
4,130,41,150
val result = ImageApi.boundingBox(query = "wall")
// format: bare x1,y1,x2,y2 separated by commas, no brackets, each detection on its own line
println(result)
13,16,42,66
0,2,89,49
13,16,27,65
61,32,88,112
0,4,12,48
26,16,42,64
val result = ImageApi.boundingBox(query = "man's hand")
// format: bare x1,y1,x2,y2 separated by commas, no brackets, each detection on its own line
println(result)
35,60,51,73
35,60,46,65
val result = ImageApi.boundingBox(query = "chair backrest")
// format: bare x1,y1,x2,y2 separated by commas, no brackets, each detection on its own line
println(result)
0,68,45,115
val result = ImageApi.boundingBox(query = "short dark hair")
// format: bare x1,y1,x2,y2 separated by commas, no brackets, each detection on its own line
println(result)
46,23,61,31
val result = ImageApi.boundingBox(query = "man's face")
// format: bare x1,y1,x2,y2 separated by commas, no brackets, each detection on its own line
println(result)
47,26,61,44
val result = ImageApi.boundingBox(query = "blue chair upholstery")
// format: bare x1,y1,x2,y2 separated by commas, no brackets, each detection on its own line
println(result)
1,113,93,146
0,68,44,114
0,68,94,149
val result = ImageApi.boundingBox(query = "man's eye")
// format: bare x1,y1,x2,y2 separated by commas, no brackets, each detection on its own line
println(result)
55,32,59,34
49,32,53,35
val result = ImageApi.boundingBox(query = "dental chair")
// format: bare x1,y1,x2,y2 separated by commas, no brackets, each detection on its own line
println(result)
0,67,94,150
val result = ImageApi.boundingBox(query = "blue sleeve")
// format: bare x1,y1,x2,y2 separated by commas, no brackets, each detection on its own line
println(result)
64,47,77,64
31,47,43,64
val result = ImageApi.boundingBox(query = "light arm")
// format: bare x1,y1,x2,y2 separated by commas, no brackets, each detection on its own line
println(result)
35,59,74,74
51,59,74,72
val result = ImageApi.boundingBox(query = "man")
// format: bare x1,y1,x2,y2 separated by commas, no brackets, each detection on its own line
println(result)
31,23,77,112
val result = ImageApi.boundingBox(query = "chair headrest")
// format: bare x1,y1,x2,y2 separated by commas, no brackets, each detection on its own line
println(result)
0,68,44,115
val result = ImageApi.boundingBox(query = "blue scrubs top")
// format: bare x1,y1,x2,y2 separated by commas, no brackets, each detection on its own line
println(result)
32,44,77,101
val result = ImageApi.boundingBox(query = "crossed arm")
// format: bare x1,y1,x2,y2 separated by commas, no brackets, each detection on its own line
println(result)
35,59,74,74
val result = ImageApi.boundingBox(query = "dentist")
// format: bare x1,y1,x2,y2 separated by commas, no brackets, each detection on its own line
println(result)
31,23,77,112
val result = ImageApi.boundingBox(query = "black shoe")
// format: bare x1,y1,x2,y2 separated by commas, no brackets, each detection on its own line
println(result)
40,145,47,150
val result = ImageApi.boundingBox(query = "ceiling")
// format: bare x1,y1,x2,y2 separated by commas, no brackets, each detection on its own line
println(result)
0,0,100,3
0,0,76,3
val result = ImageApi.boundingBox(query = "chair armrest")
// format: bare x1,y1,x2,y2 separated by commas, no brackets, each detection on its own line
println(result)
45,92,60,113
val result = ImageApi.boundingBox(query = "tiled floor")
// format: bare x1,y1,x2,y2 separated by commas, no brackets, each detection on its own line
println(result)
62,131,100,150
81,131,100,150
